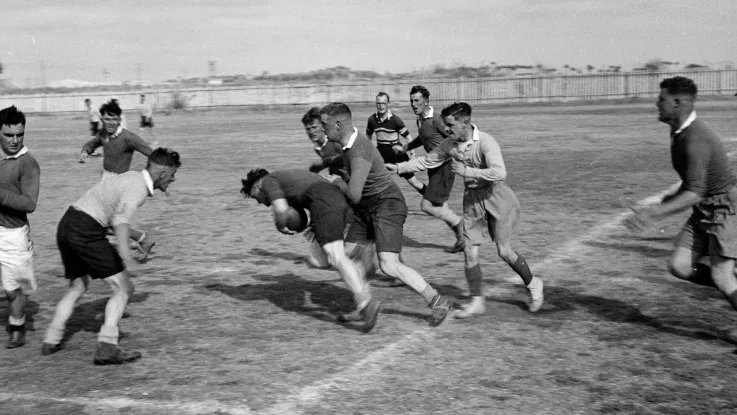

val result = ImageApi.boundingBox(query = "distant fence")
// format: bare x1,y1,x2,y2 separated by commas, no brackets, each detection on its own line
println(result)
2,69,736,114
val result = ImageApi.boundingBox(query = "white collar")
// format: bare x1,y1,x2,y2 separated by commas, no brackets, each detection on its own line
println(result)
314,137,329,151
107,125,124,139
2,146,28,160
376,110,393,121
457,125,480,146
674,111,697,135
420,106,434,119
343,128,358,150
141,170,155,196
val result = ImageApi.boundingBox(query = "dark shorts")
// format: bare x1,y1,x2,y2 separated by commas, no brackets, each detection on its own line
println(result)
345,184,407,253
676,186,737,258
140,116,154,128
424,162,455,205
377,144,414,179
90,121,99,136
304,182,352,246
57,207,125,280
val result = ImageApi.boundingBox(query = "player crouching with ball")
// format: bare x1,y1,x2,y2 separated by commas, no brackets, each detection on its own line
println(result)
241,168,382,333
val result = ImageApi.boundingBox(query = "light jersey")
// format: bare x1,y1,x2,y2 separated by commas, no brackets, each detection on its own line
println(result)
72,170,154,228
259,169,329,210
139,102,153,118
366,111,410,146
398,124,507,189
670,115,737,197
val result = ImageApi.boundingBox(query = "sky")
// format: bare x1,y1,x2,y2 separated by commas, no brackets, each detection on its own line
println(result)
1,0,736,86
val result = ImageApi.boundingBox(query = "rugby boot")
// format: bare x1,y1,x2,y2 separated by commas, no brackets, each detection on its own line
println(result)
93,342,142,365
7,324,26,349
361,298,383,333
444,221,465,254
337,308,363,322
41,342,63,356
428,294,454,327
135,235,157,262
454,296,486,319
526,276,544,313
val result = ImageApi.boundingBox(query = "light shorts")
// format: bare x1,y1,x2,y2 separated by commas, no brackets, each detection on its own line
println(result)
0,225,36,293
100,170,118,181
463,181,520,246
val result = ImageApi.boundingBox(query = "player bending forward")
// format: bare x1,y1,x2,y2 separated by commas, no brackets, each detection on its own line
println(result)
388,102,544,317
42,148,181,364
241,168,382,332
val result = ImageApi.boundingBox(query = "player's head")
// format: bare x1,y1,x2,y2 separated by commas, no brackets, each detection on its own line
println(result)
140,94,146,103
319,102,352,142
302,107,325,144
84,98,92,108
376,92,390,116
99,100,122,134
409,85,430,116
441,102,473,142
146,147,181,192
0,106,26,157
241,168,270,205
657,76,697,124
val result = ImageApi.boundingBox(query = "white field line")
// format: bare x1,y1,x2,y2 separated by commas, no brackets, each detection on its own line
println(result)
0,393,253,415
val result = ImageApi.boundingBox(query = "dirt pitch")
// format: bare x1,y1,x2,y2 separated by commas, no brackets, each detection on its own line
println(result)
2,100,737,415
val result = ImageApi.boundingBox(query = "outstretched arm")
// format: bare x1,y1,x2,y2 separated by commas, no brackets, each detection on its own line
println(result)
270,198,295,235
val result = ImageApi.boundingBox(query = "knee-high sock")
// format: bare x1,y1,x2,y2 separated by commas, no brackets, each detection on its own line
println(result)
511,255,533,286
465,264,483,297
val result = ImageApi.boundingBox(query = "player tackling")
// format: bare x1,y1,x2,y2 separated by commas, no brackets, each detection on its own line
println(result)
388,102,544,317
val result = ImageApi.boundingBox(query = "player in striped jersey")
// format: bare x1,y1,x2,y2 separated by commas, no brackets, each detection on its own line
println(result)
366,93,425,194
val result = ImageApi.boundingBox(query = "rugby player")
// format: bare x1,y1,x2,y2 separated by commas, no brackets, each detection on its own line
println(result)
626,77,737,342
388,102,544,317
241,168,381,332
78,100,157,261
402,86,464,253
366,92,425,194
138,94,158,146
320,102,454,327
42,148,181,364
304,106,346,179
0,106,40,348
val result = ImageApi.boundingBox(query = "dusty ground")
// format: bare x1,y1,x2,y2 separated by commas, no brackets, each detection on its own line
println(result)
1,100,737,414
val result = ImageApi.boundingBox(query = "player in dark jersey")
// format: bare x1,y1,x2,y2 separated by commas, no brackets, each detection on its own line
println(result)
402,85,464,253
320,102,454,327
303,107,346,180
626,76,737,343
241,168,381,332
366,92,425,194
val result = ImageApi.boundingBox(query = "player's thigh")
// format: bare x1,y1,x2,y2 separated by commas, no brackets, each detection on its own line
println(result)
306,183,351,246
486,185,521,245
671,218,705,274
463,190,490,246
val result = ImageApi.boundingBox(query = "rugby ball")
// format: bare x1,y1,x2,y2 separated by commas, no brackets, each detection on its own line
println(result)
285,206,309,232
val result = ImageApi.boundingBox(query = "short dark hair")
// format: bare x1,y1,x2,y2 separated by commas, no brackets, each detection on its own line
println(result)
241,168,270,197
84,98,91,104
301,107,322,125
320,102,352,119
0,106,26,127
376,92,390,102
410,85,430,99
660,76,698,97
99,100,122,117
441,102,472,120
147,147,181,168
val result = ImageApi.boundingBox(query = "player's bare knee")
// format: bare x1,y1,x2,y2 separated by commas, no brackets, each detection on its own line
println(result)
496,244,516,264
4,289,19,302
668,260,692,280
420,199,438,215
378,256,400,277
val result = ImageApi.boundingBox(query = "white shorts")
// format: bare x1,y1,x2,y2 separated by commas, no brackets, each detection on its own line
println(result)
100,170,118,181
0,225,36,293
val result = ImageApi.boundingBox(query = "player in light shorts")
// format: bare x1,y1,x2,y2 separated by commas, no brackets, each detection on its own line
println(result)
389,102,544,317
0,105,40,348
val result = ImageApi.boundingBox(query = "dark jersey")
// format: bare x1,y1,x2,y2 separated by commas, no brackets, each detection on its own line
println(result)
341,130,397,204
671,118,737,197
260,170,327,210
416,108,449,153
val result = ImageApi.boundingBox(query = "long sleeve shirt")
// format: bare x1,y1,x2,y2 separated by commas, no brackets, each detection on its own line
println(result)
397,125,507,188
0,147,40,228
82,127,153,174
